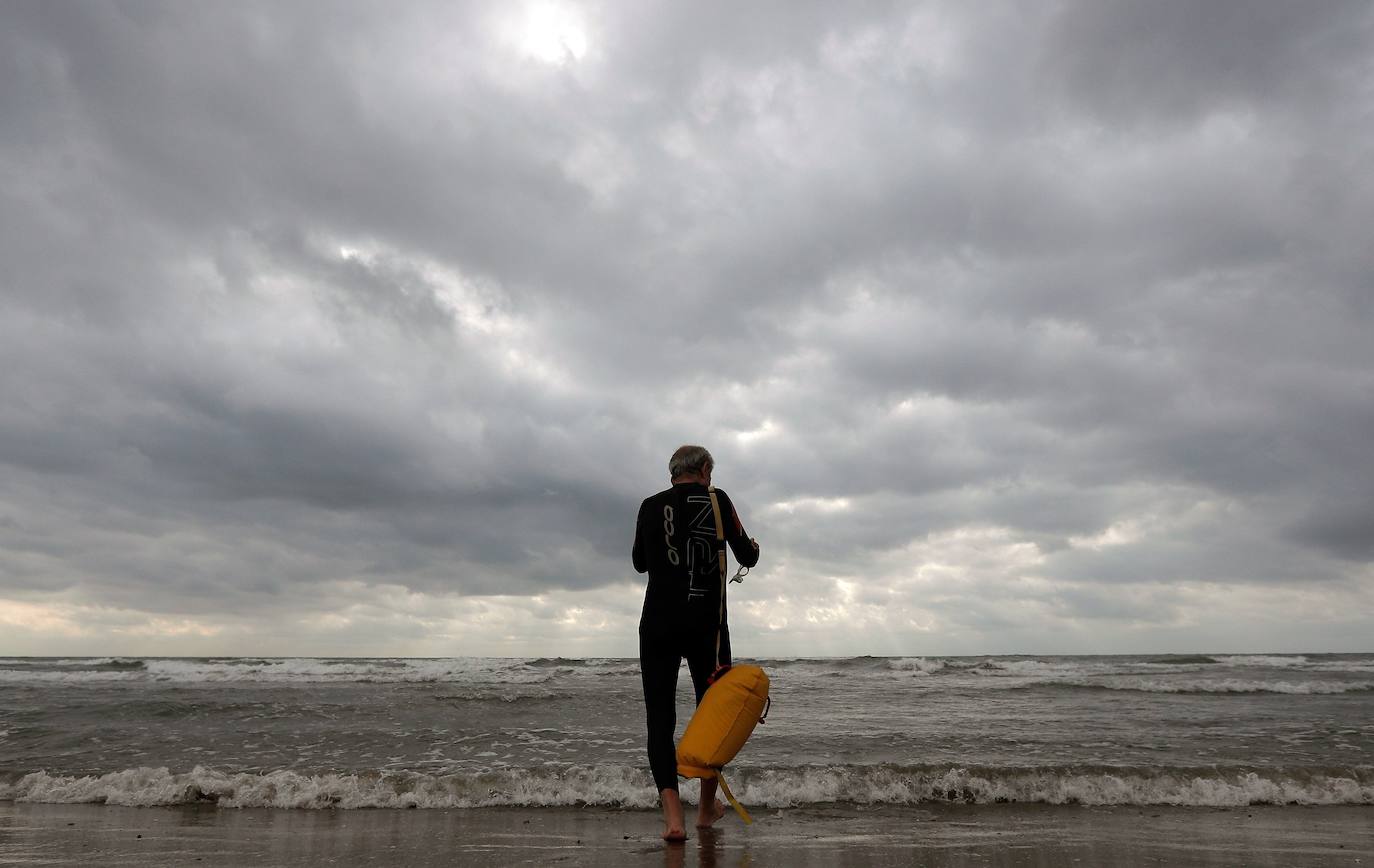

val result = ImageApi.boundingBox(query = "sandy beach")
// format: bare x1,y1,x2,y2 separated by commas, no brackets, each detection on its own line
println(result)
1,802,1369,867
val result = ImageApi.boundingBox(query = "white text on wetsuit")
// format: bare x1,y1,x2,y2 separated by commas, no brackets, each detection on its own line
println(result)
663,505,679,565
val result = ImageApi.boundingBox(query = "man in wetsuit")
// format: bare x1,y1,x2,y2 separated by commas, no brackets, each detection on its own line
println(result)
632,444,760,841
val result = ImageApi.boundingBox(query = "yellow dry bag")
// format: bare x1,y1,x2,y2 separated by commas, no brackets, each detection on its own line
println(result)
676,664,770,824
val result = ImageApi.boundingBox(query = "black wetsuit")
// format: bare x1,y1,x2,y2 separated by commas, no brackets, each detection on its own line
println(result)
632,482,760,793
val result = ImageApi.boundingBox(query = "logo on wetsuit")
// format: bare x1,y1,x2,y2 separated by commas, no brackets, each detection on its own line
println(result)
663,505,679,565
662,497,719,601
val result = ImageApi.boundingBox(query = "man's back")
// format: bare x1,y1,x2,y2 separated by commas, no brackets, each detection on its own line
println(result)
634,482,758,626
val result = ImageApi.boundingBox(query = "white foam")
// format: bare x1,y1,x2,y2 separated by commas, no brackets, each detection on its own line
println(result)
1309,659,1374,674
982,659,1076,676
887,658,945,675
0,657,588,686
1215,655,1311,668
978,658,1147,678
0,765,659,810
4,764,1369,809
1051,677,1373,695
7,655,1372,690
737,766,1374,807
0,669,142,684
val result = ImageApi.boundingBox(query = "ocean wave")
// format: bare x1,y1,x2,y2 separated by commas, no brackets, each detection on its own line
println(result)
7,655,1373,686
1309,659,1374,674
3,763,1369,809
886,658,947,675
0,765,661,810
979,659,1122,678
785,657,1056,679
775,655,1374,681
1032,677,1374,695
100,658,147,669
43,658,145,668
737,764,1374,807
0,658,580,686
1145,655,1218,665
525,656,645,671
430,688,561,703
0,657,147,671
1214,655,1311,668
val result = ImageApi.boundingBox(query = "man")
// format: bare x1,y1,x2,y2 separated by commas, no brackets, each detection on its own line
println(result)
632,444,760,842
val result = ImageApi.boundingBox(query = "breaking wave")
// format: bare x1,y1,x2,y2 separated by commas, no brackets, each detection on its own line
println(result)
1032,678,1374,695
1214,655,1311,668
0,658,582,686
1145,655,1218,665
886,657,948,675
737,764,1374,807
6,655,1373,689
3,763,1369,809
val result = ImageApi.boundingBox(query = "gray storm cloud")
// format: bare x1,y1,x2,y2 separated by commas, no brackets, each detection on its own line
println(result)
1,0,1371,655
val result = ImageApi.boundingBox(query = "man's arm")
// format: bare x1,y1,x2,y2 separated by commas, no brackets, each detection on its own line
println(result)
717,490,760,569
632,500,649,574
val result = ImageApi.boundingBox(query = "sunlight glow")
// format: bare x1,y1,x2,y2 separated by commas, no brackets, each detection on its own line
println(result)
0,599,86,636
507,3,589,64
768,495,854,515
735,418,780,445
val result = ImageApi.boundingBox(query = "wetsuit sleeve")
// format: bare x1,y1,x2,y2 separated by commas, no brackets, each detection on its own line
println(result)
717,490,760,569
632,500,649,574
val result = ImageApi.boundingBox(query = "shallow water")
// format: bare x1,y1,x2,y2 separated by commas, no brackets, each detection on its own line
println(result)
1,654,1371,808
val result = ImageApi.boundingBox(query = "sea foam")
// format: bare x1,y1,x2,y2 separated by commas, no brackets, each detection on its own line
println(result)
4,764,1369,809
1042,677,1374,695
0,765,659,810
886,657,946,675
1214,655,1310,668
0,657,572,686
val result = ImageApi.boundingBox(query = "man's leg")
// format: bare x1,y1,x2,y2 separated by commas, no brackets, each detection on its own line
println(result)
684,621,731,701
640,628,685,841
695,777,724,829
685,623,730,829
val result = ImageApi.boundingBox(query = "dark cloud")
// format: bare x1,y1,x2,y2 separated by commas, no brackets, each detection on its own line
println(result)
1039,0,1374,126
2,0,1371,653
1286,501,1374,563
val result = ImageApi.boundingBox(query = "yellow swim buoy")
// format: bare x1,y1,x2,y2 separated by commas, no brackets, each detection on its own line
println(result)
676,664,770,824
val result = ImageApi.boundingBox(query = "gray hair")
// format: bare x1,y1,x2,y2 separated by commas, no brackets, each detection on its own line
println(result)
669,444,713,479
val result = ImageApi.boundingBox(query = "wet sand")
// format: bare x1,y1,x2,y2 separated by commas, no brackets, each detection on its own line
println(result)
0,802,1369,866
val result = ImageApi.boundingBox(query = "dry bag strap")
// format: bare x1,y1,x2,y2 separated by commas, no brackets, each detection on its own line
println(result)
707,488,726,572
716,773,753,825
707,487,728,669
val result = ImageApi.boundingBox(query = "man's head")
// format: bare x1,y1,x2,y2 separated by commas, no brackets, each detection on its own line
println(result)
669,444,714,483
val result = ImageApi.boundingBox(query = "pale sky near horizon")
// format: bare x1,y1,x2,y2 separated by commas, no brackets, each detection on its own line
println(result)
2,0,1372,658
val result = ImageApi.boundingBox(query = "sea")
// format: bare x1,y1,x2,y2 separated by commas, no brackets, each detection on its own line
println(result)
1,654,1371,810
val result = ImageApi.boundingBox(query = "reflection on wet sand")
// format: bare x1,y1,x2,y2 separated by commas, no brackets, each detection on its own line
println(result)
663,828,749,868
0,802,1369,867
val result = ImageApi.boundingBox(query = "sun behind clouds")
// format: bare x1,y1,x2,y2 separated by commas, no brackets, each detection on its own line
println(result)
503,1,589,64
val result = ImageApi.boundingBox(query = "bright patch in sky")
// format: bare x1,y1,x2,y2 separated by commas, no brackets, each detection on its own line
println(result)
507,3,589,64
768,496,854,515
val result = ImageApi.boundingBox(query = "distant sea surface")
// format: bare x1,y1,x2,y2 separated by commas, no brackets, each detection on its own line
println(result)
2,654,1371,809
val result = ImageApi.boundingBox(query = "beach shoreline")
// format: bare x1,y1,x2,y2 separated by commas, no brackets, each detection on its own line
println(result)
1,801,1369,867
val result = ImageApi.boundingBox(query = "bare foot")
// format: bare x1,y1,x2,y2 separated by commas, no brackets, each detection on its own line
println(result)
696,798,726,829
660,788,687,842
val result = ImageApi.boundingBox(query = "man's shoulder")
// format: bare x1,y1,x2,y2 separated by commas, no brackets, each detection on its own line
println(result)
642,484,725,509
641,487,675,507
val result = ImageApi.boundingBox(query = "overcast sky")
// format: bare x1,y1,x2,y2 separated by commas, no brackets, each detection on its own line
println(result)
2,0,1372,658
